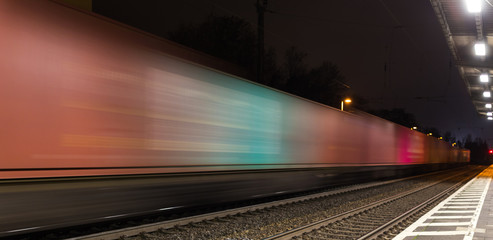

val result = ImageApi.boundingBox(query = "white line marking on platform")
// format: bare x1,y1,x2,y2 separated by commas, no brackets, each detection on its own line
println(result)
464,177,490,240
444,203,478,205
440,205,477,208
399,231,468,236
426,216,473,219
432,210,476,213
393,167,492,240
423,222,470,226
448,200,479,202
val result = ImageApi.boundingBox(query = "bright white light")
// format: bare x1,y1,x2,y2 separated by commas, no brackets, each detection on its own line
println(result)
488,112,492,116
489,117,493,120
486,103,492,108
480,74,489,82
484,91,491,97
475,43,486,56
466,0,482,13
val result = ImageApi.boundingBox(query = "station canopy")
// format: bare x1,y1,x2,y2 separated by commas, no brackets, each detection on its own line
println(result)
431,0,493,118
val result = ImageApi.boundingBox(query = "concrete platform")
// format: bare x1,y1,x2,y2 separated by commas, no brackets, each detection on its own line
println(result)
394,165,493,240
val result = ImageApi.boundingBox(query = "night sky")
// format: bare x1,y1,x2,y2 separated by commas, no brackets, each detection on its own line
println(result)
93,0,491,143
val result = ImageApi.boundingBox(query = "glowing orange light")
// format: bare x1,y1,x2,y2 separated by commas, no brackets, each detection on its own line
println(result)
341,98,352,111
489,150,493,154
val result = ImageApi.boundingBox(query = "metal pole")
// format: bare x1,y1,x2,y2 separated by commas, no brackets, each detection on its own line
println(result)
256,0,267,83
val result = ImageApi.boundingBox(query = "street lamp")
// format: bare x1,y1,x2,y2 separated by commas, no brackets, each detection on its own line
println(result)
475,42,486,56
466,0,482,13
341,98,352,111
480,73,489,83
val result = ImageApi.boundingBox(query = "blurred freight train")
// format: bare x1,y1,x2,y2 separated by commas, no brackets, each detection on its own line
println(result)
0,0,469,236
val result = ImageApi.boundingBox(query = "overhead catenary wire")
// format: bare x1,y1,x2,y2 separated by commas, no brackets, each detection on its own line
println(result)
199,0,296,46
485,0,493,8
267,9,394,28
181,0,456,107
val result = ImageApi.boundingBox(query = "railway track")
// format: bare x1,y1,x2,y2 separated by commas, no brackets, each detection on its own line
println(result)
66,166,482,240
266,168,472,240
68,175,418,240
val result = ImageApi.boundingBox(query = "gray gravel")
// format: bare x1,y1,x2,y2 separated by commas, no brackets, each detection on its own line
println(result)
123,168,476,240
297,180,458,239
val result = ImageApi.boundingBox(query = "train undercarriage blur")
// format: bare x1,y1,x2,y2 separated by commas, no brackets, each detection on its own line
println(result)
1,163,467,237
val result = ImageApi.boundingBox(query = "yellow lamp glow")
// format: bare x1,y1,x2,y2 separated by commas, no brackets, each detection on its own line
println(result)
341,98,352,111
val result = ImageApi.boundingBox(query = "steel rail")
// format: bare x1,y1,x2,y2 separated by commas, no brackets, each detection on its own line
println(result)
357,171,475,240
68,173,431,240
262,169,476,240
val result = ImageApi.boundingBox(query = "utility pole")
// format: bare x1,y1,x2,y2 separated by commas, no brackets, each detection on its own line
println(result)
256,0,267,83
